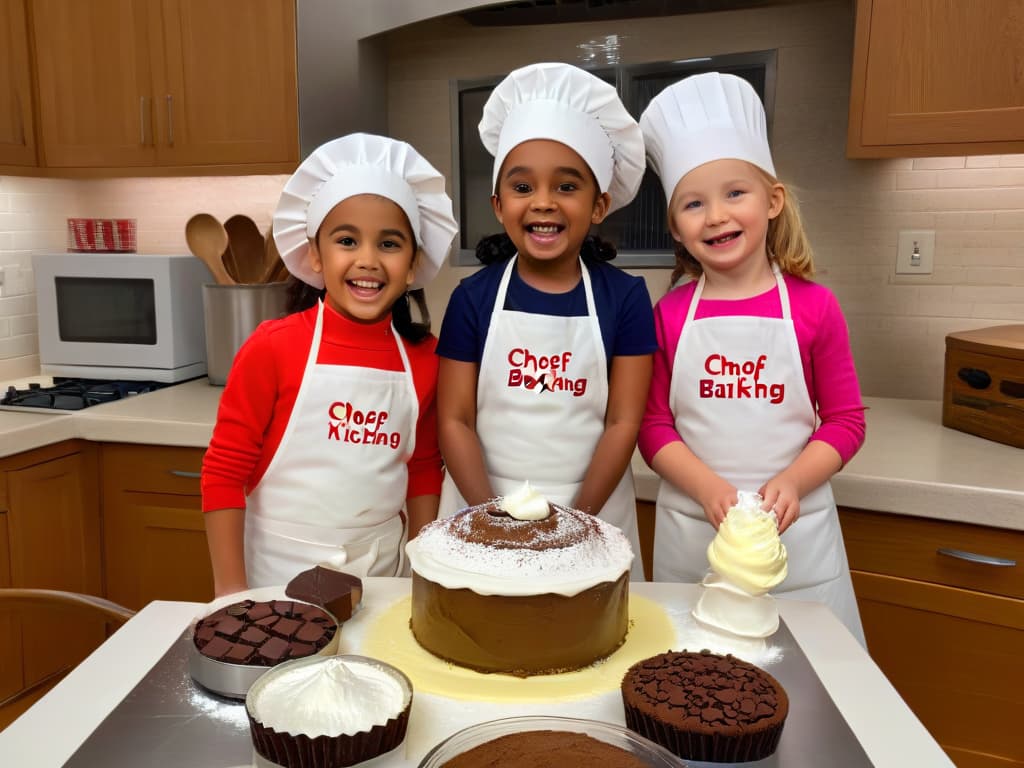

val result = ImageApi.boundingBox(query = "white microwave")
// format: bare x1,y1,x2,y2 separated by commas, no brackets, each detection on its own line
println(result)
33,252,213,383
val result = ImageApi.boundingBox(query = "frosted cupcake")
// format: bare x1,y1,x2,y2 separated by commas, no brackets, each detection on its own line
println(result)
692,492,788,637
246,654,412,767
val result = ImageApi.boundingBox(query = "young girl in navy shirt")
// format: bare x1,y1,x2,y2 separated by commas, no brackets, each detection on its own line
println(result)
436,63,657,577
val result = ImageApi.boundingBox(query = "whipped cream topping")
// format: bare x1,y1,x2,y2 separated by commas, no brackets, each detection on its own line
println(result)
498,481,550,521
693,572,780,637
706,491,788,596
406,503,633,597
248,657,410,737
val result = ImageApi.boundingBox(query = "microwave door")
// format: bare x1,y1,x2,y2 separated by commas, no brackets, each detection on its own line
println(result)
56,276,157,346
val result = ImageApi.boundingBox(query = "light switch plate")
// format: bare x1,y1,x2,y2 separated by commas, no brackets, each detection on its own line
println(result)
896,230,935,275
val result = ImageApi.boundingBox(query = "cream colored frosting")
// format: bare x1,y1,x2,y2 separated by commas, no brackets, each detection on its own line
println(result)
499,481,550,521
248,657,410,737
706,491,788,596
406,503,633,597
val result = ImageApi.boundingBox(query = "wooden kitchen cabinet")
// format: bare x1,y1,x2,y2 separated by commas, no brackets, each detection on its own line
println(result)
847,0,1024,158
841,508,1024,768
101,443,213,610
0,441,104,720
29,0,298,173
0,0,37,167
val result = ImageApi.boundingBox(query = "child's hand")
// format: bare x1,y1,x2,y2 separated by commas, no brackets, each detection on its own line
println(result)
697,477,738,530
758,476,800,534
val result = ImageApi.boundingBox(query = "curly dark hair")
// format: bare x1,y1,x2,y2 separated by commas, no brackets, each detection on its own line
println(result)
475,233,617,265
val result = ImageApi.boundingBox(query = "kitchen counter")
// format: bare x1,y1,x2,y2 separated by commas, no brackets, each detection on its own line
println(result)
2,380,1021,530
633,396,1022,531
0,579,952,768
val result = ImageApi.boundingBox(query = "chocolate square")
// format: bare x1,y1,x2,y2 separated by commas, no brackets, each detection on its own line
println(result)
271,617,301,639
240,626,269,645
271,600,297,617
246,602,273,621
295,622,325,644
258,636,290,663
224,643,255,664
287,642,315,658
215,616,244,638
201,636,233,661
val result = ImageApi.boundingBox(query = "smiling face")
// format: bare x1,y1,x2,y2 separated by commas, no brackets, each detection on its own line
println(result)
491,139,610,272
668,158,785,280
309,194,418,324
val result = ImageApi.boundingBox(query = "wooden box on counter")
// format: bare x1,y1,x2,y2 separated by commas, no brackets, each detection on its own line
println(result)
942,325,1024,448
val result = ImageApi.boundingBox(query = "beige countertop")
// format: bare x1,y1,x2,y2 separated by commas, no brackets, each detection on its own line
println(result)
2,380,1021,531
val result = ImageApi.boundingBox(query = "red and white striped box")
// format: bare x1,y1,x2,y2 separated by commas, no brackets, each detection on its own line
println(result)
67,219,138,252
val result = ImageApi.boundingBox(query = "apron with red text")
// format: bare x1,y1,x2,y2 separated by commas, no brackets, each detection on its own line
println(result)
439,256,642,578
654,265,864,642
245,300,416,586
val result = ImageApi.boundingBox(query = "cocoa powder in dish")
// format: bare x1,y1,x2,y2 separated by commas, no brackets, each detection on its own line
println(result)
440,730,651,768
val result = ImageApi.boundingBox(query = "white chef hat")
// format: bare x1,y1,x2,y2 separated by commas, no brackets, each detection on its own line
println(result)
273,133,458,290
640,72,775,205
478,62,645,214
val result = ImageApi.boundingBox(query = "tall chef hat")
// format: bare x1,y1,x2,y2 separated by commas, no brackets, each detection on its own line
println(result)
273,133,458,290
640,72,775,205
479,62,645,214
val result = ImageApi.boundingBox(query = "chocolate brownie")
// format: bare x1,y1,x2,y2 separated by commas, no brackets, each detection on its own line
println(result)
621,650,788,762
285,566,363,622
193,599,336,667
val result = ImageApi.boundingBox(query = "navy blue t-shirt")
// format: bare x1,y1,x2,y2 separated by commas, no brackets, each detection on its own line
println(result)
437,258,657,365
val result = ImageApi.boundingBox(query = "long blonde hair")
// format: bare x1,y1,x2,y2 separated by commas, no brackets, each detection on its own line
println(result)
668,171,815,287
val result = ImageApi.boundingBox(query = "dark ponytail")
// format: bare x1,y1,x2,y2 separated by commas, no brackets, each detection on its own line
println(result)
391,288,431,343
475,233,618,264
286,276,325,314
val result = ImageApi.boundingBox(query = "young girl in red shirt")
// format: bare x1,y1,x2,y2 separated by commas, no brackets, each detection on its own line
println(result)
202,133,457,596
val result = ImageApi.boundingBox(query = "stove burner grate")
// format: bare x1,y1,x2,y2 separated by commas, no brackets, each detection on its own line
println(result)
1,378,171,411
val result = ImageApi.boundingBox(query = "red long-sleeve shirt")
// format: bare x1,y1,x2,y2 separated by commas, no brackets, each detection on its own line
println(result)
201,303,442,512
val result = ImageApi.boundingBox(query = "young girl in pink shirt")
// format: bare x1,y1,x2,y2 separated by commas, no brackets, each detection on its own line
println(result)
638,72,866,642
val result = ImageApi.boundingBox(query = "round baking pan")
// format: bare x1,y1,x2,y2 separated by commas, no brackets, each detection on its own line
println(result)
187,599,340,700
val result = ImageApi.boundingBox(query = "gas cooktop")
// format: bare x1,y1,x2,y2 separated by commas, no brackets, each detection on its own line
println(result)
0,378,173,412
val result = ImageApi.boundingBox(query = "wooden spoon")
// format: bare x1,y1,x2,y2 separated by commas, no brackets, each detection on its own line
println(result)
224,215,266,284
185,214,234,285
261,227,286,283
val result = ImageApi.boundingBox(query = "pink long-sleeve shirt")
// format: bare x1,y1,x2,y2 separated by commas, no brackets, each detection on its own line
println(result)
639,274,865,467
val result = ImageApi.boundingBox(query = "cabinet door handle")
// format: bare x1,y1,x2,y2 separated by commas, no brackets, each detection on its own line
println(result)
166,94,174,146
169,470,200,479
937,548,1016,567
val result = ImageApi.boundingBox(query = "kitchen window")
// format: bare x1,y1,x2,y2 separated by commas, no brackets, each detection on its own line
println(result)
449,50,777,268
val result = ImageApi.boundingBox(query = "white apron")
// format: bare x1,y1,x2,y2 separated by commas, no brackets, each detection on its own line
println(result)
244,301,417,586
439,257,642,579
654,266,864,643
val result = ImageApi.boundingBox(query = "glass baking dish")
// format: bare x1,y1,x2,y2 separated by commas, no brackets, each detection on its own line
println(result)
417,715,689,767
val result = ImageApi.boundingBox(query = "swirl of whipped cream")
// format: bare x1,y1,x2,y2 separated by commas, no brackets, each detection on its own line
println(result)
249,657,409,737
706,491,788,596
498,481,550,521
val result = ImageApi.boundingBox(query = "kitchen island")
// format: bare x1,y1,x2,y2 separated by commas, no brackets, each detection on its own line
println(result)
0,579,953,768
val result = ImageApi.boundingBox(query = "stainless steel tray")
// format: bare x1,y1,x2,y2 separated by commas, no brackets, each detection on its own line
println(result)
63,616,873,768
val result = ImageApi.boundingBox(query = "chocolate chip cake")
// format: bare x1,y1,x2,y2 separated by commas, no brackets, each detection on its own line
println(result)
621,650,788,762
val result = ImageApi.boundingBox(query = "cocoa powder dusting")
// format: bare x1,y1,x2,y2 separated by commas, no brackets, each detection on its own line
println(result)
441,730,651,768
